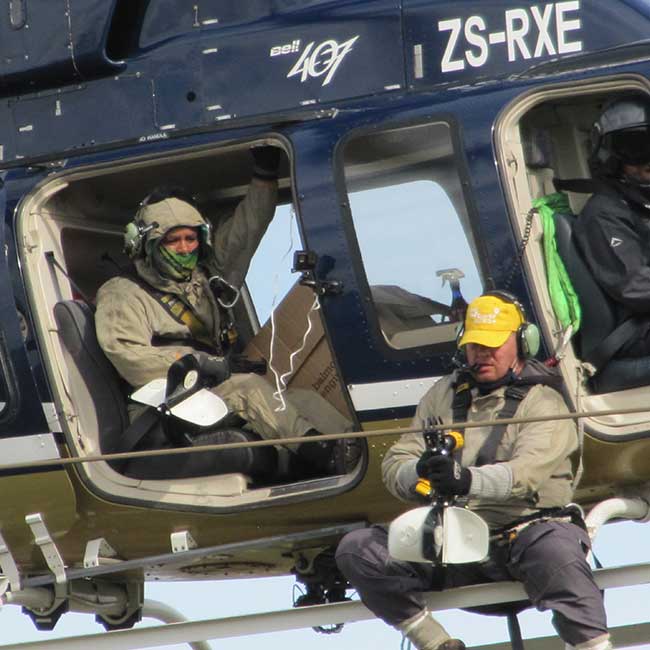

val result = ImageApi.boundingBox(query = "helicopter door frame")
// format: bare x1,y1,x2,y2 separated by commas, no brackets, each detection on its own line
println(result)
0,170,78,550
302,111,487,425
0,172,64,448
495,73,650,443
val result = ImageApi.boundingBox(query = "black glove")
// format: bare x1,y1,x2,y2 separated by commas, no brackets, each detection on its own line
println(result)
416,451,471,496
192,352,230,385
251,146,281,180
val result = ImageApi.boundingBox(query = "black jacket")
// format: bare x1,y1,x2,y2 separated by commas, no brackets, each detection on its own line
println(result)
574,179,650,355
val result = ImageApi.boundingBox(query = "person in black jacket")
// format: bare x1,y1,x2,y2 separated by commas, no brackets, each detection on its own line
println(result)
574,94,650,358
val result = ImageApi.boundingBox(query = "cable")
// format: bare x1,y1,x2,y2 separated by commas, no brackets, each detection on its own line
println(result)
267,206,322,412
268,206,297,411
272,295,320,412
7,404,650,471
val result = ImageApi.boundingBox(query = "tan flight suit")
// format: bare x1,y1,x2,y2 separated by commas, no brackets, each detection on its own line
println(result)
382,371,577,528
95,177,350,444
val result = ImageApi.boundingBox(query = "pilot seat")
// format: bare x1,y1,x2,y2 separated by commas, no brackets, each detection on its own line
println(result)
53,300,278,482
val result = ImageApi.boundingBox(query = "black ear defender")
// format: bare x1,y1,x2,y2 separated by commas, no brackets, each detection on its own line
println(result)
482,290,540,359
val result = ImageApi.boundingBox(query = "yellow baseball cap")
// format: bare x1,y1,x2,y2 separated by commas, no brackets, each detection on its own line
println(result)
458,294,523,348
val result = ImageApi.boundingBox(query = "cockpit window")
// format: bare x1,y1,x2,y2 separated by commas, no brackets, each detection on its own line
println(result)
342,121,483,349
246,203,301,326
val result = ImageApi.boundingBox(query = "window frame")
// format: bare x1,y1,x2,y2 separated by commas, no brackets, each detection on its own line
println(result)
333,114,487,361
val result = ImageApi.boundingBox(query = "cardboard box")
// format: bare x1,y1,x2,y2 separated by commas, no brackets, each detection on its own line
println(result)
243,283,353,419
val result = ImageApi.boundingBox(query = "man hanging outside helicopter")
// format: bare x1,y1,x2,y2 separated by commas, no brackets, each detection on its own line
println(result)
336,291,610,650
95,145,355,479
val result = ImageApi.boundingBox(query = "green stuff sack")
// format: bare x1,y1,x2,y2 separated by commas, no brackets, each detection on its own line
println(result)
533,192,581,333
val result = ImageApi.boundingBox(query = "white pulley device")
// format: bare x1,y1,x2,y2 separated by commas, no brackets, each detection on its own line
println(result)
388,505,489,565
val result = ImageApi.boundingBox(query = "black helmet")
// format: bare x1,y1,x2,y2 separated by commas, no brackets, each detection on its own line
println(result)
591,95,650,175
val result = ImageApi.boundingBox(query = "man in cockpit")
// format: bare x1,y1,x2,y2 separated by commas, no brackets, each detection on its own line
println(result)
95,145,354,479
336,292,609,650
574,94,650,359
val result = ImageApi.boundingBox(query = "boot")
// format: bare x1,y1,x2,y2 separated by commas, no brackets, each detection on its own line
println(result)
396,610,465,650
295,430,337,477
566,634,612,650
295,431,363,477
331,437,363,473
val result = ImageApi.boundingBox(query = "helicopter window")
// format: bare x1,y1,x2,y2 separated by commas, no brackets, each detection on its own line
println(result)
246,203,302,327
342,122,483,349
243,200,355,421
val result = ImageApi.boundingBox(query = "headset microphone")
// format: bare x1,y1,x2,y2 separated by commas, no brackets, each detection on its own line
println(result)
451,350,480,374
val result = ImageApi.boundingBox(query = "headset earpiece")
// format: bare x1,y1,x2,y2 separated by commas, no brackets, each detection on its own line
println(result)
123,219,145,258
482,290,540,360
123,214,159,259
517,321,540,360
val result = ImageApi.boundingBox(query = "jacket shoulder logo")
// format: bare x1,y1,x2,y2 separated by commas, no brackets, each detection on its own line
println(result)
610,237,623,248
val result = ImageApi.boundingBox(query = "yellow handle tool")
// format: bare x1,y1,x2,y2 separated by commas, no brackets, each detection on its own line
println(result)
414,431,465,498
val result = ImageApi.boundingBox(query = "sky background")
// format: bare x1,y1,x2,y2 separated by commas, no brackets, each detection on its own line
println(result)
1,186,649,648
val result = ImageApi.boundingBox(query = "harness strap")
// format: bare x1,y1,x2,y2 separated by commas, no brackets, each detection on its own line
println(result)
583,316,643,369
158,293,213,343
475,385,531,467
490,504,586,545
451,379,534,467
451,379,472,432
127,275,235,354
105,407,162,458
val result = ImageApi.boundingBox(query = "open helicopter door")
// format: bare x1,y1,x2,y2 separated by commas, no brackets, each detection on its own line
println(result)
0,170,77,590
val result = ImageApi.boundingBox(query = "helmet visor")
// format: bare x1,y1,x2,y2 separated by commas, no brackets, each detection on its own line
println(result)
610,128,650,165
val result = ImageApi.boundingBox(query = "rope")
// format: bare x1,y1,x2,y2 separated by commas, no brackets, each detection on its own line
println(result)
503,206,536,291
271,294,320,412
268,205,299,412
17,403,650,473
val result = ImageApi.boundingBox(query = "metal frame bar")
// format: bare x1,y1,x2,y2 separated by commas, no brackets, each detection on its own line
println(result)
470,622,650,650
2,561,649,650
21,522,366,588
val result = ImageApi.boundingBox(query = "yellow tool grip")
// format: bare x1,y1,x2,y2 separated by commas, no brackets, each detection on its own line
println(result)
415,478,432,498
448,430,464,450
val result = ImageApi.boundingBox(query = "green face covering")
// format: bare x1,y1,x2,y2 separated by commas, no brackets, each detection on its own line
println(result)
153,243,199,281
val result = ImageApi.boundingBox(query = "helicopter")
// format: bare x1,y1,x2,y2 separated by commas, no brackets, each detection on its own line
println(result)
2,0,650,648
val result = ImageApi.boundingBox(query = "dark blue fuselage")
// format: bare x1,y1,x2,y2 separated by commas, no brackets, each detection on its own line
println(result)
1,0,650,438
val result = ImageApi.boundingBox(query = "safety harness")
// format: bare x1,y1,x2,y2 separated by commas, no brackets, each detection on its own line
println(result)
451,362,586,540
129,275,237,355
490,503,587,546
451,379,532,467
451,361,562,467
